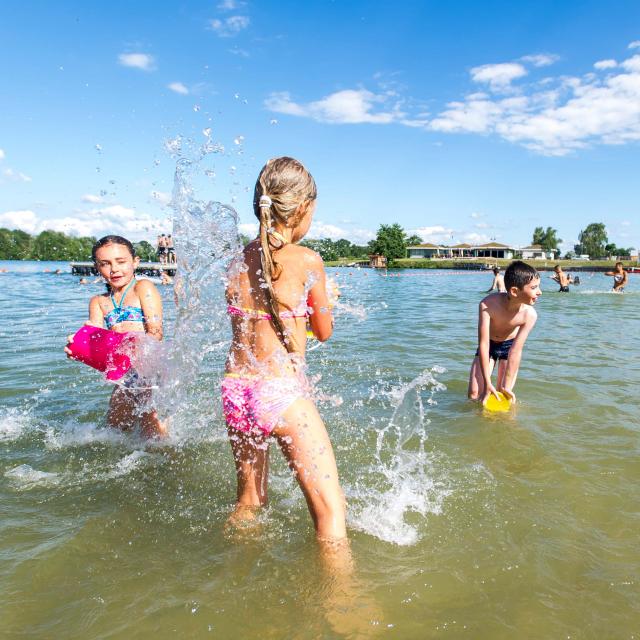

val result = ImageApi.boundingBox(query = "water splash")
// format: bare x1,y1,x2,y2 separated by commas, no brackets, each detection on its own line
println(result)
348,367,450,545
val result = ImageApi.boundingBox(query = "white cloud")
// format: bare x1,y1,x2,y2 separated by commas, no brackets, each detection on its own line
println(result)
238,222,258,238
0,210,38,232
474,222,491,229
430,50,640,155
594,59,617,70
629,41,640,49
208,15,249,37
150,190,172,207
0,148,5,160
307,221,374,243
168,82,189,95
0,206,169,241
470,211,483,218
118,53,156,71
470,62,527,90
521,54,560,68
81,194,103,203
2,168,32,182
409,225,455,245
218,0,246,9
266,89,405,124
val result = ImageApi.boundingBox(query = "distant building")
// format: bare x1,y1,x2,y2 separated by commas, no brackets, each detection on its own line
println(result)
407,242,515,260
519,244,554,260
369,254,387,268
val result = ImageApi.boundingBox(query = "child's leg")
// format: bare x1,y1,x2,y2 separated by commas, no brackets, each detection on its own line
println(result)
274,398,347,541
467,356,495,400
496,359,516,390
227,427,270,509
139,407,167,438
107,387,138,431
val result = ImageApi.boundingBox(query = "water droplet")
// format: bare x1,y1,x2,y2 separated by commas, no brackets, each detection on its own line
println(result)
233,136,244,145
193,104,201,112
202,127,212,138
270,119,278,125
95,144,102,152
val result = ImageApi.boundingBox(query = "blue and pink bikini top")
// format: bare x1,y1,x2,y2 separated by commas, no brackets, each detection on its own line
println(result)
104,279,145,329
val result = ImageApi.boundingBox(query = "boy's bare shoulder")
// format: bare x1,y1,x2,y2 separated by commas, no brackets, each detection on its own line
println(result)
523,305,538,323
480,292,505,308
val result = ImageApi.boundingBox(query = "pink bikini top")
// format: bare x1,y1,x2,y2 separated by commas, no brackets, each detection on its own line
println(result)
227,303,308,321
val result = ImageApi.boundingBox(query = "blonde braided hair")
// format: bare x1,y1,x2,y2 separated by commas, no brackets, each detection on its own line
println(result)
253,157,317,353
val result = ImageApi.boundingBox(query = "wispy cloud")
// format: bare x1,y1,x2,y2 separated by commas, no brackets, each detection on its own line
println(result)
208,15,250,37
0,148,5,160
520,53,560,68
470,63,527,91
266,89,406,124
217,0,246,9
409,225,494,245
81,194,103,204
628,41,640,49
268,44,640,156
167,81,189,95
594,59,617,70
150,190,172,207
118,53,156,71
308,220,374,243
0,206,169,240
2,168,32,183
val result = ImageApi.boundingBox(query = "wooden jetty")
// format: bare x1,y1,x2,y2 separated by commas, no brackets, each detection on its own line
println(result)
70,262,177,277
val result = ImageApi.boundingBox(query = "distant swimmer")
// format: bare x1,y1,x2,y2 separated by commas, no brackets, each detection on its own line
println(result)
605,262,628,293
468,261,541,405
486,267,506,293
551,265,573,292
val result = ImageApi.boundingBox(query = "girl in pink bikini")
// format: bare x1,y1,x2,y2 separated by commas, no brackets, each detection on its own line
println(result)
222,157,347,550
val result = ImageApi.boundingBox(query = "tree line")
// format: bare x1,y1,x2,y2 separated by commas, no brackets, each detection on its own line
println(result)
0,229,158,262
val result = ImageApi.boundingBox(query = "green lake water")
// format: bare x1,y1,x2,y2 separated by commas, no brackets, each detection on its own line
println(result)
1,261,638,639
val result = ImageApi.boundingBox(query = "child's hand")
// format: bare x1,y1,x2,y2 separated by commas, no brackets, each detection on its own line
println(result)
482,384,501,404
499,386,517,403
64,334,75,358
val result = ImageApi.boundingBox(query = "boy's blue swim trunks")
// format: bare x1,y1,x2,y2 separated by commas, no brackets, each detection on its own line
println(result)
476,338,514,361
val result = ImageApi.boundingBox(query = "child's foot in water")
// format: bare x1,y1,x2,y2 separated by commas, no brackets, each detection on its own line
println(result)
224,504,264,538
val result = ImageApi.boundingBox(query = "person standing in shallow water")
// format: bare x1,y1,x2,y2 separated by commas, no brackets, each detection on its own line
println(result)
468,260,542,404
486,267,506,292
605,262,628,292
65,235,167,438
221,157,348,560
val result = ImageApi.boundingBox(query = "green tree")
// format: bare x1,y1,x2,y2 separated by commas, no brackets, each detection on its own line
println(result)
532,226,562,255
405,234,423,246
134,240,157,261
576,223,607,259
369,223,408,261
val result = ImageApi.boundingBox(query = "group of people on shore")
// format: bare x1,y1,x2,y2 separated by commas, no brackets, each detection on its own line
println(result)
64,156,634,562
156,234,176,265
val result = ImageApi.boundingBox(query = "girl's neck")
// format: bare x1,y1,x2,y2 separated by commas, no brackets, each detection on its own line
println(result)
110,277,135,295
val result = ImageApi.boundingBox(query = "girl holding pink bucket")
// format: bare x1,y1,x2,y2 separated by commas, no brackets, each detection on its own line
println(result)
65,235,167,438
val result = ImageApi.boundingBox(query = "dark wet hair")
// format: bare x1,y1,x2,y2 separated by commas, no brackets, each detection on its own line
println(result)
91,235,136,262
504,260,538,290
493,267,500,274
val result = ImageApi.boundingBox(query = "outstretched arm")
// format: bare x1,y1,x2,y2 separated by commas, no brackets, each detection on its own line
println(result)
478,303,498,401
137,280,163,340
306,252,333,342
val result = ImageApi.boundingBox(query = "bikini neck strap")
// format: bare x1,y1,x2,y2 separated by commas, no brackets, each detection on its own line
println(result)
111,277,136,309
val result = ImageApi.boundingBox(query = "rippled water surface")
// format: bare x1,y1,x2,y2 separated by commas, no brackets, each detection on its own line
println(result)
1,261,638,639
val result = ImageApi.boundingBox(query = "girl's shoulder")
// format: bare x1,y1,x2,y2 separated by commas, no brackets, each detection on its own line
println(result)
289,244,324,268
134,278,159,295
90,291,110,305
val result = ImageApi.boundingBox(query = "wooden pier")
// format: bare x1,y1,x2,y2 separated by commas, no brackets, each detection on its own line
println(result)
70,262,177,277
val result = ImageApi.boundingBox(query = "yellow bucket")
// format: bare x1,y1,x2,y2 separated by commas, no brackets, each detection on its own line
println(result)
483,392,512,412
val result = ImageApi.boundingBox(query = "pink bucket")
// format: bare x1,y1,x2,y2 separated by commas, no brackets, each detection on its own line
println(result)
67,325,132,381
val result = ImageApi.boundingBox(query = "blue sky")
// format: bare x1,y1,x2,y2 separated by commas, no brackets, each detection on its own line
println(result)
1,0,639,253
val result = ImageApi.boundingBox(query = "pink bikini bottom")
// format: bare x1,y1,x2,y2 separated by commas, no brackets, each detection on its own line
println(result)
221,374,308,436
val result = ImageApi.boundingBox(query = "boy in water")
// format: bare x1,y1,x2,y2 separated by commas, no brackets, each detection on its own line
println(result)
468,260,541,404
486,267,506,292
551,264,573,292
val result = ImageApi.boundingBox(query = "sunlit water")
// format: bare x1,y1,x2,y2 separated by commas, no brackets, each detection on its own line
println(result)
1,261,638,638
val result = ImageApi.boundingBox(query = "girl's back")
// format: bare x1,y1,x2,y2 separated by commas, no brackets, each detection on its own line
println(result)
226,239,322,373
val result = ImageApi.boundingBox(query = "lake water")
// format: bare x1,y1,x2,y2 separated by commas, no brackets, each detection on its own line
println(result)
1,260,638,639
